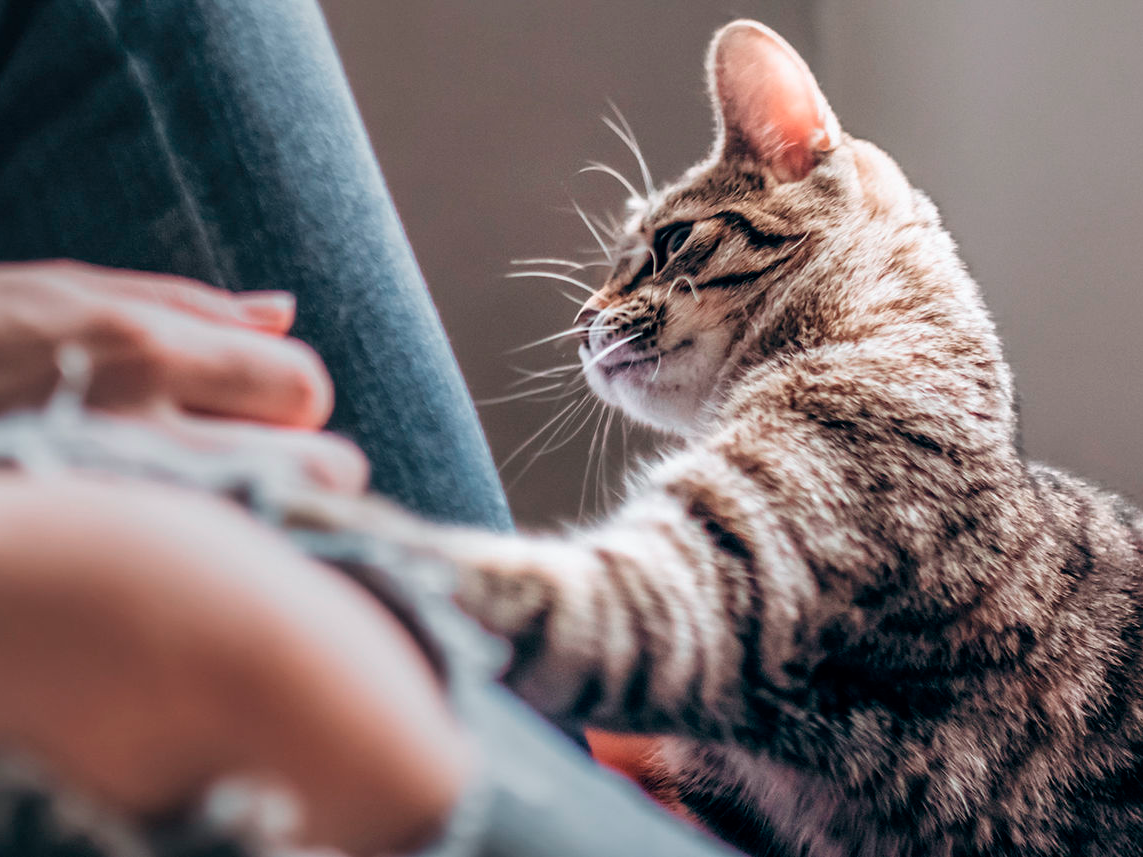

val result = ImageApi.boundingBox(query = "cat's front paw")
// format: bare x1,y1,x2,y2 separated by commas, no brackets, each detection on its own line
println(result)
454,562,555,649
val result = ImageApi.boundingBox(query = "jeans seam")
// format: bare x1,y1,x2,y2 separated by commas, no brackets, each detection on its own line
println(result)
78,0,228,289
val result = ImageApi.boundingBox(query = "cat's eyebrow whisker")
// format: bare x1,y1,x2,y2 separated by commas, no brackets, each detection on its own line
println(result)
602,104,654,198
579,161,643,203
606,99,642,157
624,241,655,277
583,332,643,371
670,275,701,303
506,270,596,295
571,200,614,263
591,211,621,241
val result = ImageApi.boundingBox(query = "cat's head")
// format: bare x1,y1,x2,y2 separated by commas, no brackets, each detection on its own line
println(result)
578,20,953,434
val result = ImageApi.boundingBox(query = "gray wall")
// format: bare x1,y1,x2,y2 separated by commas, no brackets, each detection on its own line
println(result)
816,0,1143,509
320,2,1143,526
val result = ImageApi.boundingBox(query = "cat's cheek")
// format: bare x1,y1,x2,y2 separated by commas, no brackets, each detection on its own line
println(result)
582,361,627,413
588,343,726,435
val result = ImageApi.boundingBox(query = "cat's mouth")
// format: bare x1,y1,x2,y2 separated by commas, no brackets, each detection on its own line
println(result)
582,339,694,381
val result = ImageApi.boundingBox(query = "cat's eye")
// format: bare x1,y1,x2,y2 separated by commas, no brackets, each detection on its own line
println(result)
653,223,693,268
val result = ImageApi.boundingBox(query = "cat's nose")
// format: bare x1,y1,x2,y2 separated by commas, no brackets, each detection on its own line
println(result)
575,305,600,342
575,291,610,342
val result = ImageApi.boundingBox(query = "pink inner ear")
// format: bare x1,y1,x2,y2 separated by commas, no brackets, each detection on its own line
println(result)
712,21,839,181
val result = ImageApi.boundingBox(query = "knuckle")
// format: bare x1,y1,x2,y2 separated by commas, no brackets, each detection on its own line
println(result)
81,310,169,404
159,276,229,314
84,307,157,355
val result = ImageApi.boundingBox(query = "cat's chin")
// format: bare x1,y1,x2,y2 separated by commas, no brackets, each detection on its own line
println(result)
580,342,717,435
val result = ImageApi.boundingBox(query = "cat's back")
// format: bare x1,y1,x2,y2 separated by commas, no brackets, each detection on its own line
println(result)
1015,463,1143,851
649,460,1143,857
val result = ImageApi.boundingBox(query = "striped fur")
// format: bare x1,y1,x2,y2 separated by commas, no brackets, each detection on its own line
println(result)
350,21,1143,856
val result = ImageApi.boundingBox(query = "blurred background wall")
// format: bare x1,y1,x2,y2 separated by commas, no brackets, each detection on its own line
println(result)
319,1,1143,527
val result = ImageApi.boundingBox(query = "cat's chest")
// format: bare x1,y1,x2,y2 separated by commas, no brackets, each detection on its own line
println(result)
658,738,911,857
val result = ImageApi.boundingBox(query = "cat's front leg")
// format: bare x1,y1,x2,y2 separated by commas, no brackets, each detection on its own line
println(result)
437,451,830,746
291,489,600,696
311,453,831,746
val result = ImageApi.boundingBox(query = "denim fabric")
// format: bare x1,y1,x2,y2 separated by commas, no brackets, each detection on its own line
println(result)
0,1,741,854
0,0,510,530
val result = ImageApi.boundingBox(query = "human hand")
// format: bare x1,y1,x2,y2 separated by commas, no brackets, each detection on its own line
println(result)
0,260,366,491
0,473,468,855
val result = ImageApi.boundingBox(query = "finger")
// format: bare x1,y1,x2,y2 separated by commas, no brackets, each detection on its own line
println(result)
123,305,336,428
53,261,297,333
160,414,370,494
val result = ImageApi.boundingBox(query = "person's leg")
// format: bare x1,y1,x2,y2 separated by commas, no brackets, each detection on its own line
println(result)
0,2,743,854
0,0,509,530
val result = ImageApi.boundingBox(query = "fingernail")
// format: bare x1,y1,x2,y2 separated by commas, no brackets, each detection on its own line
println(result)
237,292,296,327
308,437,370,494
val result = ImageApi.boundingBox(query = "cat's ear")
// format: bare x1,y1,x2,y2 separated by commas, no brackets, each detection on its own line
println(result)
708,20,841,182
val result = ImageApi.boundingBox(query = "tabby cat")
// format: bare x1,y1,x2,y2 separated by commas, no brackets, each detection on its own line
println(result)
366,20,1143,857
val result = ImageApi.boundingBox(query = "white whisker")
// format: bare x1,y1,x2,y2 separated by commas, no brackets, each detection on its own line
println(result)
529,384,588,403
624,240,655,277
515,375,589,404
475,382,568,406
607,99,641,155
670,275,700,302
602,104,654,198
505,392,596,490
579,161,642,202
578,400,607,521
508,363,582,385
511,257,590,270
785,233,811,255
588,208,621,241
596,406,616,512
498,395,585,473
584,332,643,371
571,200,613,262
550,289,587,307
506,270,596,295
508,325,615,354
539,394,597,457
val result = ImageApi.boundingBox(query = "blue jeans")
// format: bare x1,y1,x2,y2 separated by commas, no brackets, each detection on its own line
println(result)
0,1,739,854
